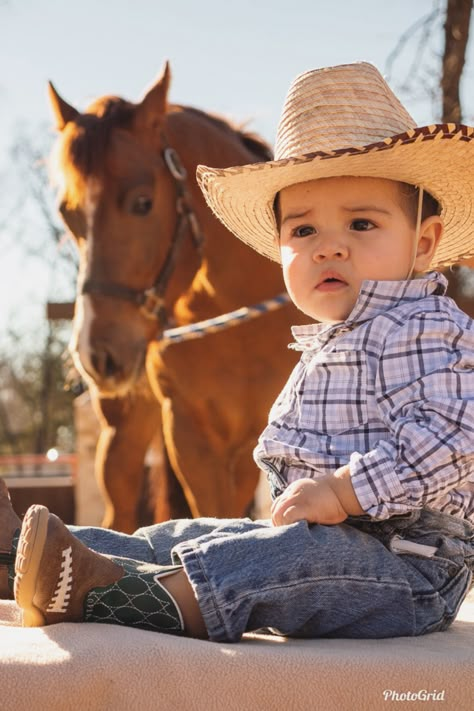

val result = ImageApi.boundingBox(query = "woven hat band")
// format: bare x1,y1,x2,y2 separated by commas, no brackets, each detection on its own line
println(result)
275,63,416,159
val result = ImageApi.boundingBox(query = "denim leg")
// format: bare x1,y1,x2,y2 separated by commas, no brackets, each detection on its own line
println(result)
68,525,156,562
69,515,472,643
68,517,243,565
136,518,247,565
172,519,472,642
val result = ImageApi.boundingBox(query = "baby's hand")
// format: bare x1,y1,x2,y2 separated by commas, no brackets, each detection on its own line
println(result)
271,477,348,526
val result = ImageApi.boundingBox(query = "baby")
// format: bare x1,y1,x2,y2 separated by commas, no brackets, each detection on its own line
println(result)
2,62,473,641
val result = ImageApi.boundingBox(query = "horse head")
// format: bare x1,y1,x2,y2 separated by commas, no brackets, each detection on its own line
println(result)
49,63,209,396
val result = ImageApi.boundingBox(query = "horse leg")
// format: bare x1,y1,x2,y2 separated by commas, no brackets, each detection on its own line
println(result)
91,386,162,533
148,430,191,522
160,396,260,518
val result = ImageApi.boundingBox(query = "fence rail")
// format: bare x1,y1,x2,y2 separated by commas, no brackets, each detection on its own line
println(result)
0,454,77,486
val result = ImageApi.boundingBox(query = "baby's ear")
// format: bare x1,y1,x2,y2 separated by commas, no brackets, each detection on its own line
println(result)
414,216,443,271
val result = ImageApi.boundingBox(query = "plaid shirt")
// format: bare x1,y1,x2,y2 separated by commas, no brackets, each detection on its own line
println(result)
254,272,474,522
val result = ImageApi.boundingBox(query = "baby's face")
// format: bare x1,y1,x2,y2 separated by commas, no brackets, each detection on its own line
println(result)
278,176,434,323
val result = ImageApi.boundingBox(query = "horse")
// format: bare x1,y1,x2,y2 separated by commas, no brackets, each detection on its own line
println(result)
445,266,474,317
49,62,304,532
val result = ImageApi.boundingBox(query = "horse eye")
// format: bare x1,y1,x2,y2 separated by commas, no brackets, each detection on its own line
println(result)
131,195,153,216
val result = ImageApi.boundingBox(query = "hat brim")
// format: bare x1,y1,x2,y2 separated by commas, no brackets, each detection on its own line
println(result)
197,124,474,268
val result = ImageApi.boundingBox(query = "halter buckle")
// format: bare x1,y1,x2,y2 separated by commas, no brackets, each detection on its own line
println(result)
140,288,167,322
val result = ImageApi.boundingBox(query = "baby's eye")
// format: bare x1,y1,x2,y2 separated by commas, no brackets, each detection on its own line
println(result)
351,219,375,231
292,224,316,238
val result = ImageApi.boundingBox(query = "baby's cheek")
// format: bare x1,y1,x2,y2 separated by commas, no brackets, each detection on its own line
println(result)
280,253,302,295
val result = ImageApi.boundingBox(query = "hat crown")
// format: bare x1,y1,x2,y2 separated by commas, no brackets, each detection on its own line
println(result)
275,62,416,159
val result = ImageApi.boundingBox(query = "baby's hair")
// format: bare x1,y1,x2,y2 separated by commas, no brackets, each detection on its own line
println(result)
398,182,441,224
273,181,441,236
273,193,282,233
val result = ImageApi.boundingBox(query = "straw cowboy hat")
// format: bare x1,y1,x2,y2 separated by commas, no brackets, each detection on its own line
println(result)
197,62,474,269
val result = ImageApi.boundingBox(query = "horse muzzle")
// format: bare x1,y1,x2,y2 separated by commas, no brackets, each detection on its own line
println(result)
71,339,146,397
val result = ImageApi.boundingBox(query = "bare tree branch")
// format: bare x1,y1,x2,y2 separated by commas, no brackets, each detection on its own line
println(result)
386,3,442,83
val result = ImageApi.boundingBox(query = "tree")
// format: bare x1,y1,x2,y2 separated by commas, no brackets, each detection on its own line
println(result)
440,0,474,303
442,0,473,123
0,131,77,456
386,0,473,124
0,322,74,456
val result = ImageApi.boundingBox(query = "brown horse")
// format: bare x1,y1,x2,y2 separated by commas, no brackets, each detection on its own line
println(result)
49,63,303,531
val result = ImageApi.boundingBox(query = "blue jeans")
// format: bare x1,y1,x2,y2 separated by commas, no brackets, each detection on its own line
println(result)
70,508,474,642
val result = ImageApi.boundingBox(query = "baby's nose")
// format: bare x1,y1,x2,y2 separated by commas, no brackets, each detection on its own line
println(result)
312,240,349,262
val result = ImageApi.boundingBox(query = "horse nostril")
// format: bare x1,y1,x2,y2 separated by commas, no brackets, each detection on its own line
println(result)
104,351,121,378
90,347,122,380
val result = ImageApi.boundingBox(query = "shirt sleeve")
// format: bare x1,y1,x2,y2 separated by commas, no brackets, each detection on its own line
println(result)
350,309,474,519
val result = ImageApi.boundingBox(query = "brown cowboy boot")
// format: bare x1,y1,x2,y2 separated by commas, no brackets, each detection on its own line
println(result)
0,478,21,599
15,504,185,633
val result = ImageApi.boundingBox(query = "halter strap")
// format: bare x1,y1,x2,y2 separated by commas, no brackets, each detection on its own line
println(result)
81,137,204,327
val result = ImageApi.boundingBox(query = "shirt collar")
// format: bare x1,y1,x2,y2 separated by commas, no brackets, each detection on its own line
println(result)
290,271,448,350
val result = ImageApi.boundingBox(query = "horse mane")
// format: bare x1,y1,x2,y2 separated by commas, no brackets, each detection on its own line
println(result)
179,106,273,162
53,96,272,206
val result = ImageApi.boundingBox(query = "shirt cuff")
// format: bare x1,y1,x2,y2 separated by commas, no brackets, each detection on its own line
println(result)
349,447,408,520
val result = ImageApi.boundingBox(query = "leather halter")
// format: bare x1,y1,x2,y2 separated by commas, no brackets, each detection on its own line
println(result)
81,137,204,327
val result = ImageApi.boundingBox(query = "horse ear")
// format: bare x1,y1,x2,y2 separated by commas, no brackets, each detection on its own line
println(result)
48,82,79,130
136,61,171,129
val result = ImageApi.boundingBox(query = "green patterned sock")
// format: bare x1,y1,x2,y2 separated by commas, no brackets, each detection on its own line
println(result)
84,557,185,634
0,528,20,596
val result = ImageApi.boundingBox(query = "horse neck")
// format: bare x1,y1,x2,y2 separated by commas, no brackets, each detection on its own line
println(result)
164,108,285,315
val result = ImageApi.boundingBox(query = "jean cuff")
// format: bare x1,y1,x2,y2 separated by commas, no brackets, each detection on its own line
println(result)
172,540,232,642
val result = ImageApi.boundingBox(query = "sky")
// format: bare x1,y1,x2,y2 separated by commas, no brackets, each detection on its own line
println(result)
0,0,473,344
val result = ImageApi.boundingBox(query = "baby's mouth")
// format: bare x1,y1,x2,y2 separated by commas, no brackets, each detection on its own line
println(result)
316,274,348,290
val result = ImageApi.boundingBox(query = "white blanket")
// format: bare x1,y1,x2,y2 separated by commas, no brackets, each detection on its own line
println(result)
1,591,473,711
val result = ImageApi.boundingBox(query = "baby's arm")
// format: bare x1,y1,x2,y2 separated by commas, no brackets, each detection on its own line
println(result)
351,310,474,518
271,465,365,526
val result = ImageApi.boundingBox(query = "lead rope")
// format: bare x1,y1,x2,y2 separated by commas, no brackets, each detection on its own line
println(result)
158,292,291,346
